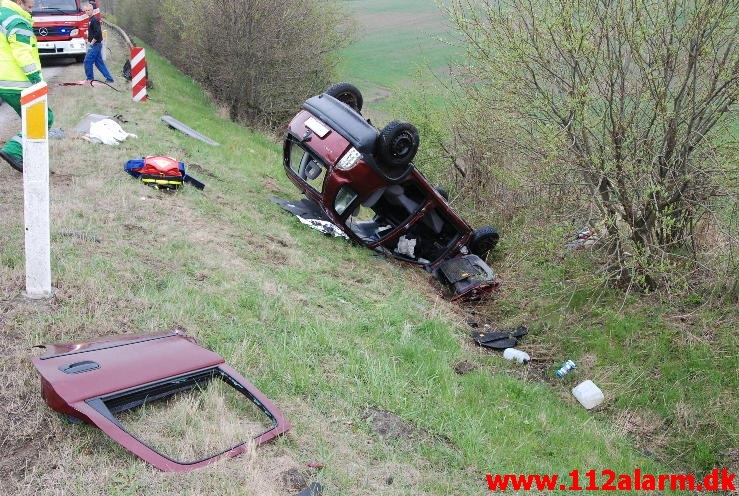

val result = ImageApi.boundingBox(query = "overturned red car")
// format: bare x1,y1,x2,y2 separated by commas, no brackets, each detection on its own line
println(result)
279,83,500,301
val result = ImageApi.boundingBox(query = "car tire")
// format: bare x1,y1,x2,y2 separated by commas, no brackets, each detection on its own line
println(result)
376,120,419,168
325,82,363,113
470,226,499,259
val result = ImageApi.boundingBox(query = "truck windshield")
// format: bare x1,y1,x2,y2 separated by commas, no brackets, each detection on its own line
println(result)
32,0,79,14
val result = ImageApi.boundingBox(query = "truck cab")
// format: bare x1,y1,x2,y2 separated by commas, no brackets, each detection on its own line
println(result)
32,0,99,62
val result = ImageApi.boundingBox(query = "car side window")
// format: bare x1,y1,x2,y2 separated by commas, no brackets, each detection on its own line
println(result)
288,142,327,193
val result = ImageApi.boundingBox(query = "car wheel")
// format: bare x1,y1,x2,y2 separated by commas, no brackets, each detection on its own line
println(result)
376,120,419,168
470,226,499,258
325,82,363,113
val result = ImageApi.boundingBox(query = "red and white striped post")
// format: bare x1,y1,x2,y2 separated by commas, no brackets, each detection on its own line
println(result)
130,46,147,102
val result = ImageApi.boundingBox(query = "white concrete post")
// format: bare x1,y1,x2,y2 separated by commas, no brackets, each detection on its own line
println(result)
102,28,108,60
21,81,51,298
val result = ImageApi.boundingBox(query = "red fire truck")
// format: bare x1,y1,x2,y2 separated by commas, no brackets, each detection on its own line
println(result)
31,0,101,62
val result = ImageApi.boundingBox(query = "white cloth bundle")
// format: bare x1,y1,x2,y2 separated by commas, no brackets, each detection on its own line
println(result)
88,119,137,145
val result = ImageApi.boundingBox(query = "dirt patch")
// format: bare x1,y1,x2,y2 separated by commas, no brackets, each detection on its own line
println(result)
187,162,223,181
260,175,283,193
280,467,309,492
362,408,415,441
612,408,669,461
452,359,478,375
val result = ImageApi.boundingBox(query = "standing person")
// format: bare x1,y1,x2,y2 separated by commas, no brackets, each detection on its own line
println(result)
0,0,54,172
83,2,114,83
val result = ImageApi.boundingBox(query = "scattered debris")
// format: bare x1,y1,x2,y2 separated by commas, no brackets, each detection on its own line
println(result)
295,482,323,496
58,80,120,91
502,348,530,363
124,155,205,190
74,114,137,145
297,216,349,239
73,113,110,134
471,325,528,350
565,228,601,250
31,330,291,472
161,115,220,146
86,118,137,145
572,380,605,409
556,359,577,377
270,196,348,239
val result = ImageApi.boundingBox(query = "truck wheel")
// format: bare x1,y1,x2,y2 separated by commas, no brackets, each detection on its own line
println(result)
325,82,363,113
470,226,499,259
75,54,86,63
376,120,419,168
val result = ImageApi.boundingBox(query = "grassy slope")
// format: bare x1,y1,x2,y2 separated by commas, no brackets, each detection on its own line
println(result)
0,12,735,496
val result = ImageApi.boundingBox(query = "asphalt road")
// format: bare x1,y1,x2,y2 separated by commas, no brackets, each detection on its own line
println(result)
0,57,80,138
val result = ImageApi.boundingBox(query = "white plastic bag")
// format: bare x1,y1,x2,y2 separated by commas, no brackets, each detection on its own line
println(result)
88,118,137,145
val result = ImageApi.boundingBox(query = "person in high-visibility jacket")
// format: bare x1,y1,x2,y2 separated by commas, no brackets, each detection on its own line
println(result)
0,0,54,172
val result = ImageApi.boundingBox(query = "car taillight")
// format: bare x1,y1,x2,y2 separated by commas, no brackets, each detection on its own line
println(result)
336,147,361,171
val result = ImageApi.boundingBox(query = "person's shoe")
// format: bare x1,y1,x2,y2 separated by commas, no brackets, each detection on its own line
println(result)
0,150,23,172
105,79,115,83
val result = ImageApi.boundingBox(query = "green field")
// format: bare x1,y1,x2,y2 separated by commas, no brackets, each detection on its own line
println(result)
338,0,460,106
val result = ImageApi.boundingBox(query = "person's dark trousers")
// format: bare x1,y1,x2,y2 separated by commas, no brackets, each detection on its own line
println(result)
84,43,114,82
0,89,54,163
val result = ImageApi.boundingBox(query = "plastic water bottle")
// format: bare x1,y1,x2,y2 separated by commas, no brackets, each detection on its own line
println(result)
503,348,530,363
556,359,576,377
572,380,605,409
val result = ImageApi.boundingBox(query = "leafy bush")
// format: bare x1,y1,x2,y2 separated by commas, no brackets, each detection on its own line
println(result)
446,0,738,291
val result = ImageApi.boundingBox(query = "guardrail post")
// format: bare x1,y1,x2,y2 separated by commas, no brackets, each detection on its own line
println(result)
21,81,52,298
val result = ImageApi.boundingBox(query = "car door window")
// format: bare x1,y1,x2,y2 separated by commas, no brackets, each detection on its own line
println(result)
287,142,326,192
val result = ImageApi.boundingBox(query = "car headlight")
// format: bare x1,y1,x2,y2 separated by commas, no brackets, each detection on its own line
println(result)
336,147,361,171
70,28,79,36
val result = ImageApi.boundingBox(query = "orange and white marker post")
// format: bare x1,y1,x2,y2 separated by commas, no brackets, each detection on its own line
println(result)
21,81,52,298
131,46,147,102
